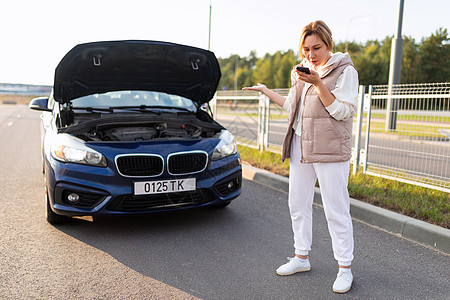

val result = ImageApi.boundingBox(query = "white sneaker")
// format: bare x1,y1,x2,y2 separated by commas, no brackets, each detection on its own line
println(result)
276,257,311,276
332,271,353,293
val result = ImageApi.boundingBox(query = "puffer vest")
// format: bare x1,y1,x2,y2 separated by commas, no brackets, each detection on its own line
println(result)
282,55,355,163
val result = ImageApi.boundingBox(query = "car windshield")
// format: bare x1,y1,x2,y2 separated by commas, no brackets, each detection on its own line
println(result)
71,90,197,112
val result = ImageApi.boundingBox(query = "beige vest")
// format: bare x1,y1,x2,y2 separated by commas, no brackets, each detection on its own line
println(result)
282,55,355,163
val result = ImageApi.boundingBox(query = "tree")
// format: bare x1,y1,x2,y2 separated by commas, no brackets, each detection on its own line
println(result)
275,50,299,87
217,54,241,90
252,53,275,88
400,36,420,83
417,28,450,83
335,41,363,55
351,39,390,85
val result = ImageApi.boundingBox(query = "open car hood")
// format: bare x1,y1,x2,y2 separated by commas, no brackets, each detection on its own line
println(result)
53,40,221,105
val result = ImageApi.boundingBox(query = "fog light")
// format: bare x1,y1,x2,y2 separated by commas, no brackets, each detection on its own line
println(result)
67,193,80,203
227,181,234,189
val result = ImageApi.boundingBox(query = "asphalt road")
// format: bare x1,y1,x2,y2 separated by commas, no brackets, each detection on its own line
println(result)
0,104,449,299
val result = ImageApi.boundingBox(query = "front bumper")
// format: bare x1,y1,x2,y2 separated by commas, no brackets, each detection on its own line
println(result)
45,153,242,217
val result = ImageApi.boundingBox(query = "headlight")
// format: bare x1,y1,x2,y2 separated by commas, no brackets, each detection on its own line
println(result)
50,134,107,167
211,130,237,161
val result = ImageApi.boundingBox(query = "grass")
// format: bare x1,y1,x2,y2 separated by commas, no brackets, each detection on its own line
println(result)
370,112,450,124
238,145,290,176
238,144,450,229
363,121,447,138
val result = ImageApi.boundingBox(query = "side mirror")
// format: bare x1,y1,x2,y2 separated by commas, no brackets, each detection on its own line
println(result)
29,97,51,112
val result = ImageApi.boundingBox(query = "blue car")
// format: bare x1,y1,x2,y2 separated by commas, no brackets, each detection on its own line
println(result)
29,40,241,224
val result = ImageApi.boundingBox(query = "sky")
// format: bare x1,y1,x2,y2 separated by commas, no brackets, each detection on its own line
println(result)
1,0,449,85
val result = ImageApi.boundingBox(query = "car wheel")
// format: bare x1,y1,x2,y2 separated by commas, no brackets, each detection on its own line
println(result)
46,192,71,224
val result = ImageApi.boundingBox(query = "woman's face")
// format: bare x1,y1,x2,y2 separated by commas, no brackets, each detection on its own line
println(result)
302,34,331,68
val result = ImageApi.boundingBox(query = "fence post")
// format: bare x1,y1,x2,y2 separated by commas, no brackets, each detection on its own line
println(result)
385,85,399,131
210,92,217,120
353,85,365,175
263,95,270,150
362,85,373,172
258,93,270,151
258,92,263,151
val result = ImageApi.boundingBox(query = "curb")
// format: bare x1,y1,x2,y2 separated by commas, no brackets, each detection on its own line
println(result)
242,163,450,254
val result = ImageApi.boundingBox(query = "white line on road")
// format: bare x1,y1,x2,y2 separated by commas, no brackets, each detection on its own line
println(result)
7,121,13,126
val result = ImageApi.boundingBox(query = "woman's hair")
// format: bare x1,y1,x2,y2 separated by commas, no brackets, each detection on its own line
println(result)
299,20,333,55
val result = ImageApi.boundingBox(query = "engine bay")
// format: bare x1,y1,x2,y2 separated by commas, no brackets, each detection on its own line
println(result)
58,110,224,142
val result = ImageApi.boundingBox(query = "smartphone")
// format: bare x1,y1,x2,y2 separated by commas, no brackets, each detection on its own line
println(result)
296,66,310,74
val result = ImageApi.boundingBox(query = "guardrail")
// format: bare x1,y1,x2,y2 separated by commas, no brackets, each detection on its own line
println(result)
211,82,450,193
361,83,449,193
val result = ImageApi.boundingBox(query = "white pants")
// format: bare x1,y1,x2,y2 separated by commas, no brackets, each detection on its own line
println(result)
288,134,354,266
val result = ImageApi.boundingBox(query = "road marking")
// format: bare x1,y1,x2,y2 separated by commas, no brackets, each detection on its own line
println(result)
17,114,21,118
7,121,13,126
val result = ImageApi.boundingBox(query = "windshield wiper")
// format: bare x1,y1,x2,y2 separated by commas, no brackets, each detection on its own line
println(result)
111,105,193,114
72,106,114,113
152,106,193,113
110,105,162,114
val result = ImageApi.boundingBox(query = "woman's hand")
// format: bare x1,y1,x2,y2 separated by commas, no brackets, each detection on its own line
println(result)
242,83,286,108
296,68,321,86
295,68,336,107
242,83,267,92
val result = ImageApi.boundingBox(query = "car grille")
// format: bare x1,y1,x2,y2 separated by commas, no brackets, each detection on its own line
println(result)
116,155,163,177
106,189,215,212
168,152,208,175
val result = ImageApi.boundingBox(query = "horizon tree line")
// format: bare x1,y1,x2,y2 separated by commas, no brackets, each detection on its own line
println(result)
217,28,449,90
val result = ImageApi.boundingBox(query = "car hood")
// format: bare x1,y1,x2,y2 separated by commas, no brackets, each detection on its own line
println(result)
53,40,221,105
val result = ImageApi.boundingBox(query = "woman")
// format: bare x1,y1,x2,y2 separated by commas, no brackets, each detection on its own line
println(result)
243,20,359,294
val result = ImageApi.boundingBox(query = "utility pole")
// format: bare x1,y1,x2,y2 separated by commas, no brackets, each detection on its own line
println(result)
208,2,212,50
234,56,238,91
386,0,404,131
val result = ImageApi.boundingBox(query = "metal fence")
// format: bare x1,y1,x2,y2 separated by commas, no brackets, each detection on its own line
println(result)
211,82,450,193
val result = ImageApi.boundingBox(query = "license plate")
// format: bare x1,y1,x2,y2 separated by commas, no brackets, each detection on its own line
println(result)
134,178,196,196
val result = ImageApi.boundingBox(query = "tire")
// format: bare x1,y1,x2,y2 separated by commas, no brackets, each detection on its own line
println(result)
41,151,45,174
46,192,71,224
